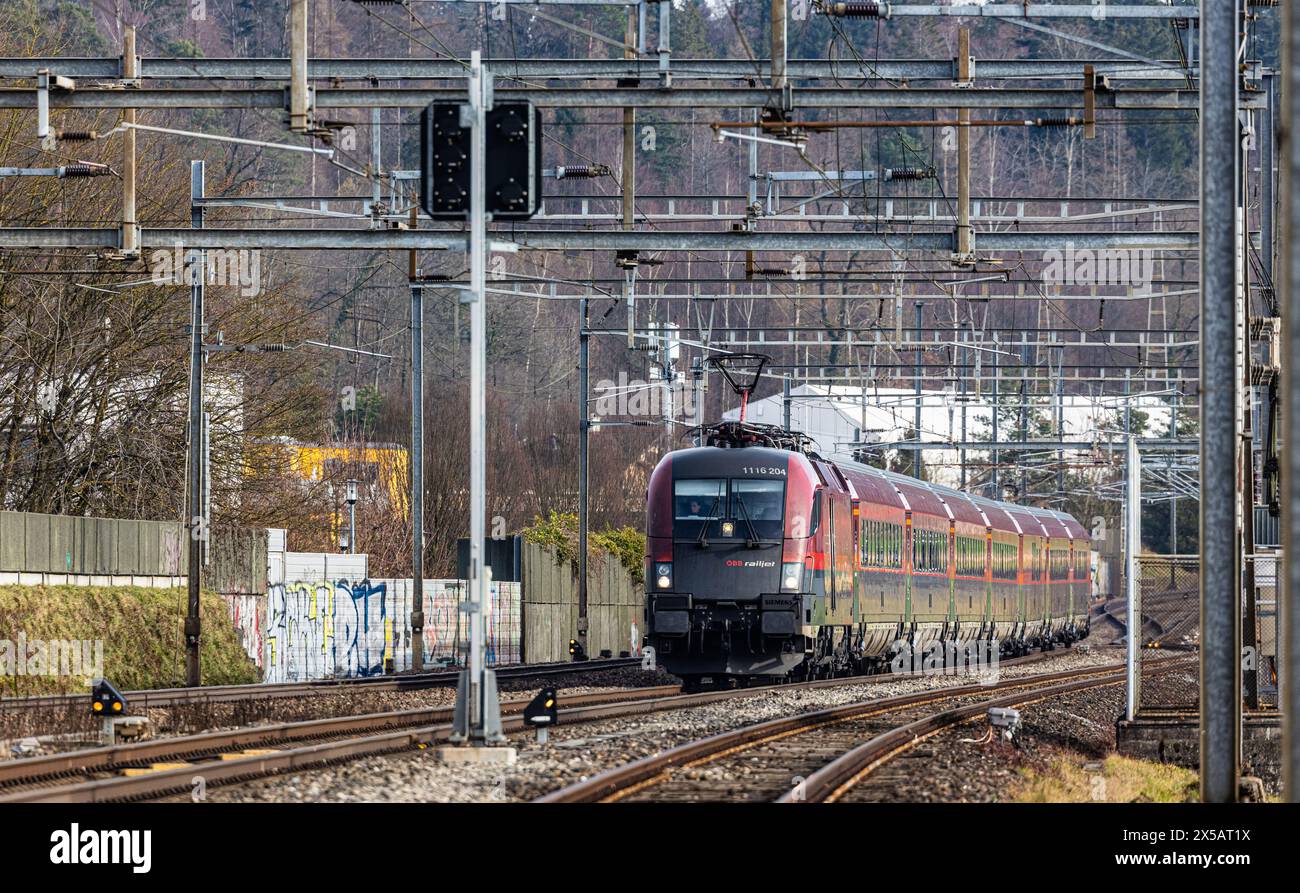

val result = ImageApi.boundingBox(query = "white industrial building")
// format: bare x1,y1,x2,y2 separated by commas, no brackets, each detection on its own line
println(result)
724,383,1174,488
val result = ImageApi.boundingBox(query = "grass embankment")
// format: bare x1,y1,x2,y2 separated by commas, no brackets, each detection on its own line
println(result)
0,585,259,696
1012,754,1198,803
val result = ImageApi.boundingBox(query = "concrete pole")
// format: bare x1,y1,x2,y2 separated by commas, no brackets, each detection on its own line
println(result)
1019,339,1029,499
1170,395,1178,555
410,283,424,671
771,0,787,95
289,0,311,133
1262,73,1276,287
1243,104,1259,711
578,296,590,652
991,347,999,496
469,53,491,737
202,411,210,567
121,27,138,257
348,498,356,555
914,302,923,480
371,106,382,224
1200,0,1242,803
783,374,792,431
409,204,424,673
960,333,968,489
1055,359,1064,502
185,160,205,687
956,27,972,261
694,361,705,445
450,52,503,745
1125,434,1141,721
623,8,637,235
1282,0,1300,804
657,0,671,83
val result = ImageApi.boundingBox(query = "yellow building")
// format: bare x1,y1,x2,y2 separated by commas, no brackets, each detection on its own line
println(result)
286,442,409,509
249,440,411,545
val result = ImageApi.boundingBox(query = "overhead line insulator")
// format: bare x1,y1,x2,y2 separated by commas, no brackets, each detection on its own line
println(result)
824,1,891,18
552,165,611,180
59,162,110,178
884,166,936,182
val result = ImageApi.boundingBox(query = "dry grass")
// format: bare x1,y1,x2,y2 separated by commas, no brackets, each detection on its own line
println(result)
0,585,259,696
1012,754,1198,803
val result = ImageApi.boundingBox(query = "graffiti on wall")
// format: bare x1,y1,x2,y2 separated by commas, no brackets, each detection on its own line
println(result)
408,580,521,667
223,594,263,669
252,579,521,683
260,579,390,683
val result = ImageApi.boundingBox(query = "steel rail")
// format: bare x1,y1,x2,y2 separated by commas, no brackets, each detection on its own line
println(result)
782,663,1187,803
535,658,1186,803
0,653,1057,802
0,657,640,712
0,685,681,794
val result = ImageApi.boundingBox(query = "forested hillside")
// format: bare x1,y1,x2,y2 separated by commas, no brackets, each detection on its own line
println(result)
0,1,1211,571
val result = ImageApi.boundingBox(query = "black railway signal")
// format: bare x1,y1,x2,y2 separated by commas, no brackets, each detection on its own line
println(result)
90,679,127,717
568,638,588,662
418,100,542,220
523,688,558,727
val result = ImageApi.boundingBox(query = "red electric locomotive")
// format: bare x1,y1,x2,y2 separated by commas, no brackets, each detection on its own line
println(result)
644,421,1091,689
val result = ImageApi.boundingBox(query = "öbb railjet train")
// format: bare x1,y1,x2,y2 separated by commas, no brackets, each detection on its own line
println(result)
644,423,1091,687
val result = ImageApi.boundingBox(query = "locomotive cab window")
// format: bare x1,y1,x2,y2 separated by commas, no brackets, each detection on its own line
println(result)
673,478,785,540
673,479,727,538
730,479,785,540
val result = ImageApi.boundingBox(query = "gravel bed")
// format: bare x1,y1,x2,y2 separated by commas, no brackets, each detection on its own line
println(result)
0,665,678,758
201,644,1132,803
844,660,1205,802
1133,650,1199,707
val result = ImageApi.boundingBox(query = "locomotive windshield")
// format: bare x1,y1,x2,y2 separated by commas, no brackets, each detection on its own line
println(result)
673,478,784,541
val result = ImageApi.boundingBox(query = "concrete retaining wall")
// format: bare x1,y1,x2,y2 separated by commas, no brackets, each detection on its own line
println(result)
0,511,266,595
236,578,522,683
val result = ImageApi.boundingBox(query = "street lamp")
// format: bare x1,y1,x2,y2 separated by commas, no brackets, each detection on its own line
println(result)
345,479,359,555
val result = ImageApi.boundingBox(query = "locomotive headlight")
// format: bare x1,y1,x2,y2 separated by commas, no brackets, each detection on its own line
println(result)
720,521,735,537
655,563,673,589
781,562,803,592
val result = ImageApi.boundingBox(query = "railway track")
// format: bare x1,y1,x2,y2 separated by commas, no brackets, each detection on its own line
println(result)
0,650,1056,802
0,684,683,802
1098,592,1197,650
536,657,1191,803
0,657,642,712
